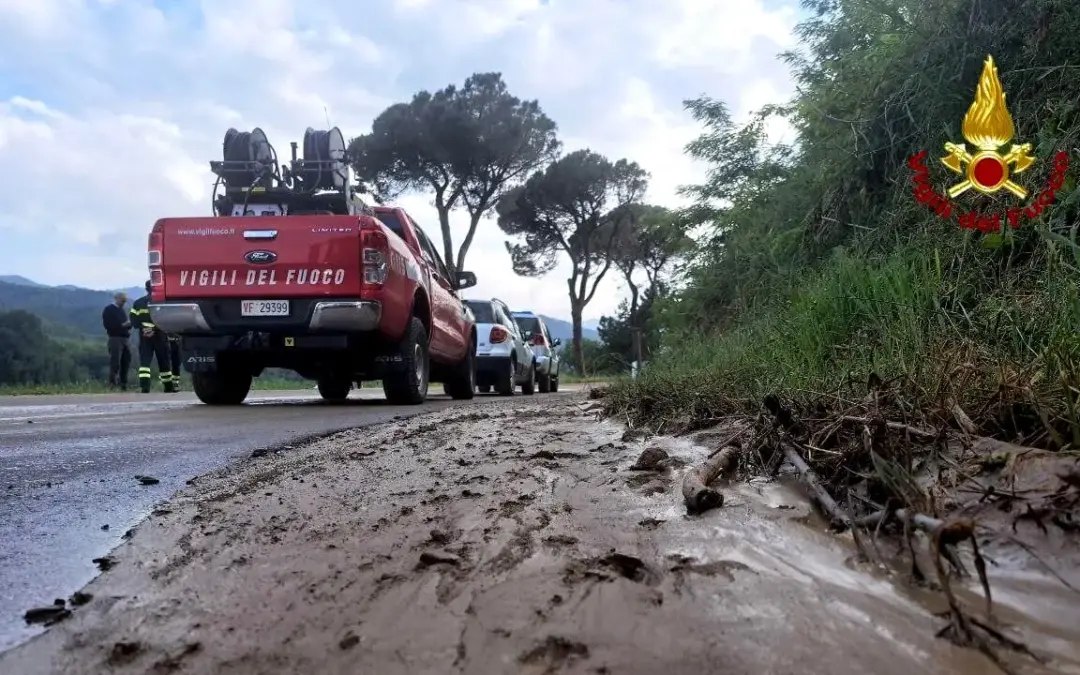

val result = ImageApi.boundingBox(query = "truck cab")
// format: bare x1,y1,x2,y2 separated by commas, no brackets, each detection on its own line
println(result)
147,126,478,405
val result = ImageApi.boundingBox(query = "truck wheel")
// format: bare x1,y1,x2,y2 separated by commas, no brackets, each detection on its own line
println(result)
537,370,551,393
521,362,535,395
192,369,252,405
443,342,476,400
550,373,559,392
382,317,429,405
495,357,516,396
317,377,351,401
478,385,491,393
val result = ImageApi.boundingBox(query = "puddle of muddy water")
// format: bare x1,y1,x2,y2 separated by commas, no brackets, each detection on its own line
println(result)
627,433,1080,675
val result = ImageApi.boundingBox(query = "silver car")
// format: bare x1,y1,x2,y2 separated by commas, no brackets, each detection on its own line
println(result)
464,298,535,395
511,311,561,393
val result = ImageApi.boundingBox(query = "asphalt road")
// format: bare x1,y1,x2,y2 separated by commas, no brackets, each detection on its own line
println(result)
0,386,574,653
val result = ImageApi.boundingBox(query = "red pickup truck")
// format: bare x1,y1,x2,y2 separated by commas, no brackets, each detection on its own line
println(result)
144,126,477,405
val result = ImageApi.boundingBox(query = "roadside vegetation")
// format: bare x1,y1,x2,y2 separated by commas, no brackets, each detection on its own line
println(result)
605,0,1080,441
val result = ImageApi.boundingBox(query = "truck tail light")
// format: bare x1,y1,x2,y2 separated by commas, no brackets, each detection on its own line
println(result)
148,220,164,302
489,325,508,343
531,333,547,347
361,223,389,286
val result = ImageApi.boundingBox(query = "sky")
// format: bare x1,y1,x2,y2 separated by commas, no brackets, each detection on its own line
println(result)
0,0,802,321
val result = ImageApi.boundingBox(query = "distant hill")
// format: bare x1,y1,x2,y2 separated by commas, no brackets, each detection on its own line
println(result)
538,315,599,343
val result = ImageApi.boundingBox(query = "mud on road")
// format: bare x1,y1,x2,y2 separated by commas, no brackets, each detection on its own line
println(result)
2,396,1077,675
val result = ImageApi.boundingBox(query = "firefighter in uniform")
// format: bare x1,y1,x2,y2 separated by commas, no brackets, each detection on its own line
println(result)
130,281,176,393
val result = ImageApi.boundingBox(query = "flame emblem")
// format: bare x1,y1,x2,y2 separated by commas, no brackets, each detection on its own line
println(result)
940,55,1036,198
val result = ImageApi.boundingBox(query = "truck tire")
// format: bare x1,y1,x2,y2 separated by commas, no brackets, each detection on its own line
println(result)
192,369,252,405
521,362,535,395
443,343,476,400
550,372,559,392
495,357,516,396
382,316,429,405
317,377,351,401
478,385,491,393
537,370,551,393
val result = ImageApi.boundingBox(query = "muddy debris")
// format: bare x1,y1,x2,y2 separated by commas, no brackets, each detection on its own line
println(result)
417,551,461,568
134,475,159,485
630,446,668,471
23,605,70,626
69,591,92,606
92,555,117,571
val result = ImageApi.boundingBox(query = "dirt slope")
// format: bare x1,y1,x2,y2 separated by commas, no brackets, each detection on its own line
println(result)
1,397,1069,675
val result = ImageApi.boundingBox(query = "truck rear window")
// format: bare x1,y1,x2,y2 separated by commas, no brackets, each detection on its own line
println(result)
374,210,405,239
464,301,494,323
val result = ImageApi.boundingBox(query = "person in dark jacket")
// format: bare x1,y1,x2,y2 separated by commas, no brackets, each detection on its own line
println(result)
130,281,175,393
101,292,132,390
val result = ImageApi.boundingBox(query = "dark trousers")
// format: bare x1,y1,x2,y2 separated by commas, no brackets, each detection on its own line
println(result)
137,331,173,393
169,339,181,378
107,336,131,388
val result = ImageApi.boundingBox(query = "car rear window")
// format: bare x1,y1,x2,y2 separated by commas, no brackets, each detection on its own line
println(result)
465,301,495,323
514,316,541,335
374,210,405,239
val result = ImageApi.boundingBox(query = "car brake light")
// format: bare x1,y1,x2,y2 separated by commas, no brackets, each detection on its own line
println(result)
489,325,508,343
148,220,164,302
531,333,547,346
361,223,389,286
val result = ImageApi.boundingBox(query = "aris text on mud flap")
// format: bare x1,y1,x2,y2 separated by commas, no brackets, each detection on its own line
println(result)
178,268,347,286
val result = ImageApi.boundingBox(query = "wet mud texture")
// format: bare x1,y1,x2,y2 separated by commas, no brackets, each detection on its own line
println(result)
0,397,1064,675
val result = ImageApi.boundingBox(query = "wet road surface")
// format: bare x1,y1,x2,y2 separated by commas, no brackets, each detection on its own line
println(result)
0,387,554,652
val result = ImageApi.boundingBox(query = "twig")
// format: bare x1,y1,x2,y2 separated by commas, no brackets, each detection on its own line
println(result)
839,415,939,440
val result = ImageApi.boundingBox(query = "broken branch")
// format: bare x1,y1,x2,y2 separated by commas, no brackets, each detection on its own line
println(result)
682,446,741,515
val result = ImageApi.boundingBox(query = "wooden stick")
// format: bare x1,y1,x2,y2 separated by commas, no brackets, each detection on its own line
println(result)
781,441,853,530
682,446,741,515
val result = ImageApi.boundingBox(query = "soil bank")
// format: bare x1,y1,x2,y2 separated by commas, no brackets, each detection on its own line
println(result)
1,396,1076,675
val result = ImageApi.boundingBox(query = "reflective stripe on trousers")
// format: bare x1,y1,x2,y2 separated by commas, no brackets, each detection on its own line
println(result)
138,367,172,382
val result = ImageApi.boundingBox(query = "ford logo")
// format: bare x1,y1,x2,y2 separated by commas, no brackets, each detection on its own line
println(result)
244,250,277,265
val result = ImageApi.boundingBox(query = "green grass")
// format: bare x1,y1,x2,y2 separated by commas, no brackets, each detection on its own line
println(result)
605,232,1080,447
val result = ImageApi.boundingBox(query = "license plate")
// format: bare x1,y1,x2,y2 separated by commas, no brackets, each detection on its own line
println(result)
241,300,290,317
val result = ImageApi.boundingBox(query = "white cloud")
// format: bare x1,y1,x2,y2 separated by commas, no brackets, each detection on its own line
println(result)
0,0,801,322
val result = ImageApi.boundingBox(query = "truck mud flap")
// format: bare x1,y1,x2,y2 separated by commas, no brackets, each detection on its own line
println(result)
184,352,217,373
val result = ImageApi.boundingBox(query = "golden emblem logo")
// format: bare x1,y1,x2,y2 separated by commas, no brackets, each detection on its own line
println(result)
907,54,1068,231
940,56,1036,199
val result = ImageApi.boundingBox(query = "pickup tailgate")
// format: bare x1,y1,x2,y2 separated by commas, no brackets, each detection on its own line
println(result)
158,216,361,298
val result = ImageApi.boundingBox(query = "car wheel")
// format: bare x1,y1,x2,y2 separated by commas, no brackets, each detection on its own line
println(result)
317,377,351,401
382,316,429,405
443,340,476,400
478,384,491,393
192,367,252,405
521,362,535,395
550,372,559,392
495,357,515,396
537,370,551,393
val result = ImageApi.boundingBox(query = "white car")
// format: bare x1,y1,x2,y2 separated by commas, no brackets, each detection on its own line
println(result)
510,311,561,393
463,298,535,395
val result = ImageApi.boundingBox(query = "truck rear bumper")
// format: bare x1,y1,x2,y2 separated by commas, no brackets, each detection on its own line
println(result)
149,300,382,334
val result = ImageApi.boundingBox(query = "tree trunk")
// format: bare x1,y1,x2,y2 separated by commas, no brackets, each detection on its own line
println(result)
570,303,585,376
434,190,456,276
